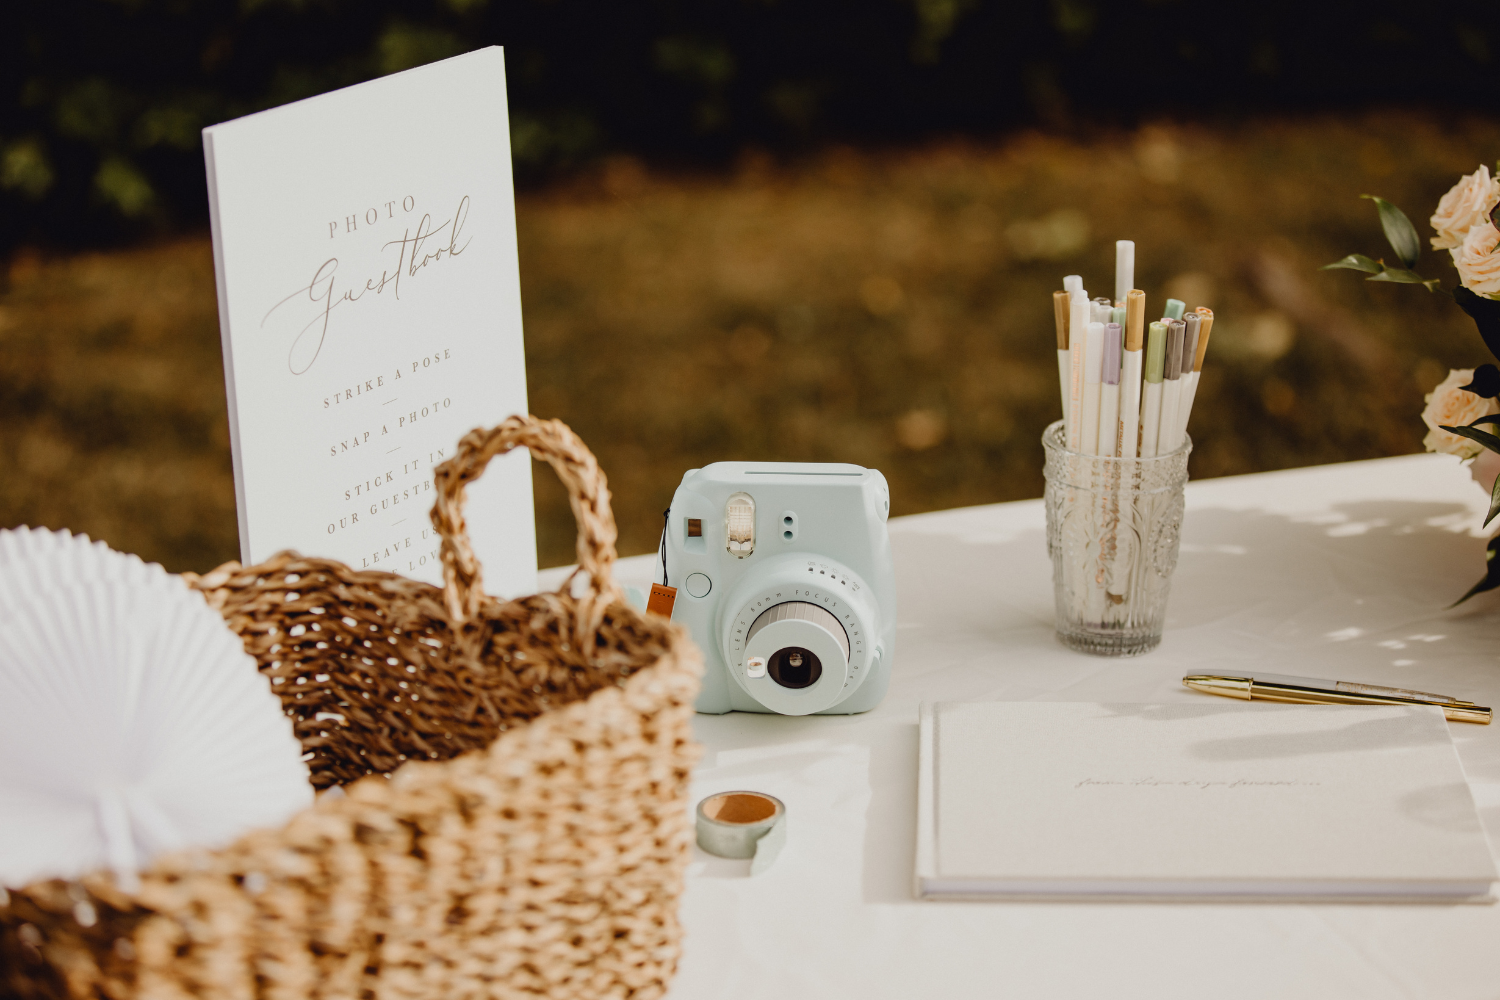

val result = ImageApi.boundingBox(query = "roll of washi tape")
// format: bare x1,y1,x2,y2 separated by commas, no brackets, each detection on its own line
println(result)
696,791,786,874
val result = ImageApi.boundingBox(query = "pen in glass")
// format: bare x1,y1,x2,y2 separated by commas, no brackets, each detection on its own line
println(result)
1157,319,1185,454
1139,321,1166,458
1066,287,1088,451
1183,672,1492,725
1174,312,1200,443
1098,322,1122,457
1178,306,1213,441
1081,320,1105,455
1054,290,1071,437
1119,290,1145,459
1163,297,1186,322
1106,306,1126,456
1114,240,1135,307
1193,306,1214,366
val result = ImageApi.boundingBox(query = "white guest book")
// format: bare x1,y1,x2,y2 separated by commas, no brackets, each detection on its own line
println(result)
916,701,1497,902
203,47,535,597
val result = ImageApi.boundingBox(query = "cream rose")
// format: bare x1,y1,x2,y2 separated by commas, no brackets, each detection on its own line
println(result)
1423,368,1499,459
1453,220,1500,296
1430,165,1500,250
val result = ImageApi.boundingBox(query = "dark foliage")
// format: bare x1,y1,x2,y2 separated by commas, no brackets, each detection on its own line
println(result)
1459,363,1500,398
1455,285,1500,366
1452,533,1500,605
3,0,1500,252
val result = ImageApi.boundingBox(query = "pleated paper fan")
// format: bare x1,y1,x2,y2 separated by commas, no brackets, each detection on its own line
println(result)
0,530,312,889
0,527,164,620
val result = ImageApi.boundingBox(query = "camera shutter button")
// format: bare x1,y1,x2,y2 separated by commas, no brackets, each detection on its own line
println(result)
685,573,712,598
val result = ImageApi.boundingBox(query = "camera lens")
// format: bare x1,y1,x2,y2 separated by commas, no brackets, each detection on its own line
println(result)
768,647,822,689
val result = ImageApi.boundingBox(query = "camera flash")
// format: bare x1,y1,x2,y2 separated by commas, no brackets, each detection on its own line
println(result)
725,492,756,557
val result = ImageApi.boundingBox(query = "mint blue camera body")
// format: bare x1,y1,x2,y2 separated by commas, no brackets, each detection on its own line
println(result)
664,462,896,716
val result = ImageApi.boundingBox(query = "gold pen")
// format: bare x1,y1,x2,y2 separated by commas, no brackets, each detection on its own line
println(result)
1183,672,1492,725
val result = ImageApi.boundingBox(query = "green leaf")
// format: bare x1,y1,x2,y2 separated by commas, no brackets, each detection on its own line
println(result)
1486,472,1500,529
1451,571,1500,606
1321,253,1383,273
1366,265,1441,291
1455,285,1500,366
1440,423,1500,455
1462,365,1500,398
1362,194,1422,269
1451,534,1500,606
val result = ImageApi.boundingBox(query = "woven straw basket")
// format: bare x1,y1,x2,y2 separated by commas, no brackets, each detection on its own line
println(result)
0,416,703,1000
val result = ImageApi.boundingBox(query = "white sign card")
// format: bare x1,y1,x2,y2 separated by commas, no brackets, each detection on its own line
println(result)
203,47,536,597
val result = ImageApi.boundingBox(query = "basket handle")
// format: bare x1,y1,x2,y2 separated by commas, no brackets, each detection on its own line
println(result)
430,415,621,625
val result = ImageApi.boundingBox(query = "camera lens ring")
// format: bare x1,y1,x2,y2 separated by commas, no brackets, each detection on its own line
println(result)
720,557,879,716
745,601,849,660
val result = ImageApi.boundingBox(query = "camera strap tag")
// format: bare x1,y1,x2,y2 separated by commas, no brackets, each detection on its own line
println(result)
646,584,678,618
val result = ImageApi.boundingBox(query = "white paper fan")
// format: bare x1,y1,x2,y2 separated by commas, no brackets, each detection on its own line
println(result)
0,531,312,889
0,527,165,621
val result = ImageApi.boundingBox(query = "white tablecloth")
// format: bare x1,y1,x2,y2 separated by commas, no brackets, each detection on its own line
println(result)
546,454,1500,999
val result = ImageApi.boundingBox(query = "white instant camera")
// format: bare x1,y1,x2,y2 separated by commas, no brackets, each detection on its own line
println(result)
663,462,896,716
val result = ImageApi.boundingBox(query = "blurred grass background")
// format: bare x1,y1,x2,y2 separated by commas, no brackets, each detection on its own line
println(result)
3,111,1495,570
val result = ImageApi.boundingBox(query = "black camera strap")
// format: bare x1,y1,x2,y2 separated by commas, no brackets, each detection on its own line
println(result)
658,507,670,587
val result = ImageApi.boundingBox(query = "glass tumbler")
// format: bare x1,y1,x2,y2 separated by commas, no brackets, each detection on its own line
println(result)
1042,420,1191,656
